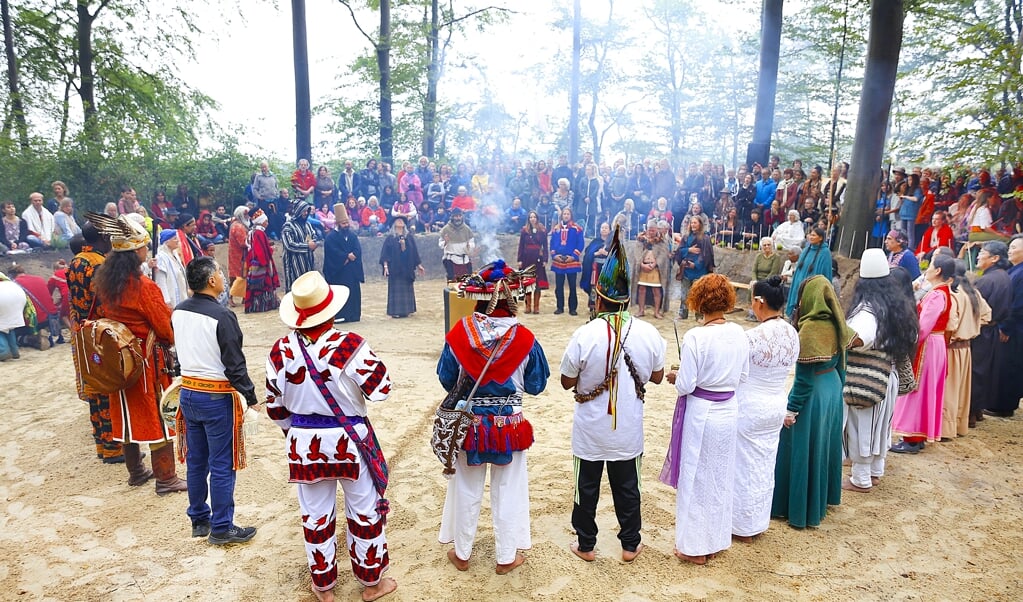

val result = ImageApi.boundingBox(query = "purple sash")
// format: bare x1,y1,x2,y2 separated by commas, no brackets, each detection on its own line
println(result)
658,386,735,489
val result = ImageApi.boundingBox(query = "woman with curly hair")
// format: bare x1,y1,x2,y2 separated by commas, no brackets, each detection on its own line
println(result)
662,273,749,564
90,213,187,495
842,250,919,493
772,274,855,528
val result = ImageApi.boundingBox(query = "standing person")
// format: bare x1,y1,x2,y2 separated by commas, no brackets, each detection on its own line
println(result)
942,260,989,438
281,201,318,291
323,205,364,323
662,273,749,564
842,250,918,493
438,208,475,280
971,242,1012,424
227,206,250,307
437,265,549,574
732,276,799,541
265,271,397,602
153,229,188,309
580,221,612,316
172,256,259,543
291,159,316,201
633,220,670,318
560,227,666,562
772,275,856,528
243,209,280,314
67,223,123,463
885,230,921,280
379,216,424,318
674,215,715,319
88,212,187,494
784,227,833,318
549,207,584,316
252,161,280,212
988,235,1023,417
516,210,548,314
890,255,955,452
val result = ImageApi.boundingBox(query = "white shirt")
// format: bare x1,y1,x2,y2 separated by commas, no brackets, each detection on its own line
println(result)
0,280,27,332
674,323,749,396
773,220,805,249
561,315,666,461
21,205,54,242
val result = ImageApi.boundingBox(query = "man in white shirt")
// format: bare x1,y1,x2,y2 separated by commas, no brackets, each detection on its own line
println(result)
560,224,666,563
21,192,54,248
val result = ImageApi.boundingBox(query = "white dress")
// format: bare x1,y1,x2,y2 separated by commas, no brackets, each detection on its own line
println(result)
732,318,799,537
672,322,749,556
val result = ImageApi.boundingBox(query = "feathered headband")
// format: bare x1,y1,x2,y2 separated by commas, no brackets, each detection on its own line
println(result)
86,211,151,252
596,223,631,303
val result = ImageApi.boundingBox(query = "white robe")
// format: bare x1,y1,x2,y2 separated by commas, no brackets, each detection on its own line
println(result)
732,318,799,537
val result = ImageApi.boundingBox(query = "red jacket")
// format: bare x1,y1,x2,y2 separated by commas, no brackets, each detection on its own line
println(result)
16,273,58,316
916,224,955,255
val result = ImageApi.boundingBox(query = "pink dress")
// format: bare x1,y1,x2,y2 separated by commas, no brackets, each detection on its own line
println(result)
892,285,950,441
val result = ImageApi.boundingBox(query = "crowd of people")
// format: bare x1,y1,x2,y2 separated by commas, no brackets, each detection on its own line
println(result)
1,150,1022,600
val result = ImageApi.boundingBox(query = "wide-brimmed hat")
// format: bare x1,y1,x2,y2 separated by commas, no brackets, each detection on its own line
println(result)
859,248,890,279
279,271,350,329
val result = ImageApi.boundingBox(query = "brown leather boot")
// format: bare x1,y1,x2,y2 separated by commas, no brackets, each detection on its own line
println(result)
125,443,154,486
152,442,187,495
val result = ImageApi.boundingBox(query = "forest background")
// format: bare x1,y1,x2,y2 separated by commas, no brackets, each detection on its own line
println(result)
0,0,1018,214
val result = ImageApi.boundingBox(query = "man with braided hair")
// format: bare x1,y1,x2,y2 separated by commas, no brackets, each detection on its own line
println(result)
560,224,666,563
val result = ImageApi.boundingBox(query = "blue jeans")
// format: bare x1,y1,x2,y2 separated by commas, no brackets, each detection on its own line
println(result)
0,330,17,359
180,389,237,531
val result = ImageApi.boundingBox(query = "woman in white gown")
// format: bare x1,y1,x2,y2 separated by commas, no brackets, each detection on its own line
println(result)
732,276,799,542
663,273,750,565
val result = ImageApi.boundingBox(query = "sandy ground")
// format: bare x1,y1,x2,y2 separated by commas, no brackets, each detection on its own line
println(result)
2,276,1022,601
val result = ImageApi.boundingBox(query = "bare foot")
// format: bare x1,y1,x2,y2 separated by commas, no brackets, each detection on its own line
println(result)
311,584,334,602
871,476,880,486
673,549,707,565
495,552,526,574
362,577,397,601
842,479,872,493
654,312,664,319
447,548,469,571
732,534,754,544
570,542,595,562
622,543,644,562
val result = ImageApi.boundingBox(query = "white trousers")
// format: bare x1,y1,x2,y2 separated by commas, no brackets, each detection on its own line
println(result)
296,471,388,591
438,451,531,565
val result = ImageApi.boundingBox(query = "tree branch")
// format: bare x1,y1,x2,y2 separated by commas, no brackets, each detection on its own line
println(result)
441,6,515,29
338,0,378,49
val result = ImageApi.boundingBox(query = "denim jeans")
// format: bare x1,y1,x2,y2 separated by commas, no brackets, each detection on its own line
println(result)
0,330,17,359
180,389,237,531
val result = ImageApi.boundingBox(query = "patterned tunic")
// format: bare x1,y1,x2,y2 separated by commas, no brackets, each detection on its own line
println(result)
281,218,317,291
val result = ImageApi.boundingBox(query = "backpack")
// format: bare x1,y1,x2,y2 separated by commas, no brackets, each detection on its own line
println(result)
73,318,155,394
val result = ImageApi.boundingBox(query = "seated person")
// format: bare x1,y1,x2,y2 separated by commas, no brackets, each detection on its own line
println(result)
506,197,527,233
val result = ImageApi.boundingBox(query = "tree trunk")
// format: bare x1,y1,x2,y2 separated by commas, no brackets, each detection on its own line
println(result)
746,0,783,169
422,0,439,158
77,1,99,153
568,0,581,164
1,0,28,150
378,0,393,166
292,0,312,164
827,0,850,172
837,0,904,259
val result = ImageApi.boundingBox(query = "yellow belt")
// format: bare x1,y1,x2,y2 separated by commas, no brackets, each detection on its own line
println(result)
181,376,235,393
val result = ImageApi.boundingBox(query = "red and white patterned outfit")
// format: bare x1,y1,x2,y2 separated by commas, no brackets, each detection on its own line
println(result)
266,328,392,591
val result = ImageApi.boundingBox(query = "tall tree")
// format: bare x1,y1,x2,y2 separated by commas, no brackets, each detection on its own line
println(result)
292,0,312,163
0,0,28,150
747,0,783,169
568,0,580,164
839,0,906,258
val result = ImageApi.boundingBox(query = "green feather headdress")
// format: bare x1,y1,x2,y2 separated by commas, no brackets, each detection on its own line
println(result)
596,223,631,304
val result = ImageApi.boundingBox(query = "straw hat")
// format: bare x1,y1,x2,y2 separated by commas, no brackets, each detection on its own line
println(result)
279,271,350,329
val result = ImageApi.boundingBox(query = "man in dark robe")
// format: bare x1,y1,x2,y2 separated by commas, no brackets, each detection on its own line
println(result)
323,204,364,323
971,242,1013,424
987,236,1023,417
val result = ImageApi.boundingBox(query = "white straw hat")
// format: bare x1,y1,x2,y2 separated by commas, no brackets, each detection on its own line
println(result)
859,248,890,279
279,271,350,329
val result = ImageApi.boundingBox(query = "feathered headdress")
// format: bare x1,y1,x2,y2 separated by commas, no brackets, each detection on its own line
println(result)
456,259,536,314
596,223,631,304
86,211,151,252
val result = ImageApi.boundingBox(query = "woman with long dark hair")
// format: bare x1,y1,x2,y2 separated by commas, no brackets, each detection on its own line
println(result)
841,250,919,493
89,213,186,495
891,254,955,453
784,226,832,318
379,216,424,318
970,242,1012,424
674,215,716,320
942,259,990,438
516,210,549,313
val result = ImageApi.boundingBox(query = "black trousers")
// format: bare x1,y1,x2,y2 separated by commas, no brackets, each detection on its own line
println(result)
554,272,578,312
571,456,642,553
